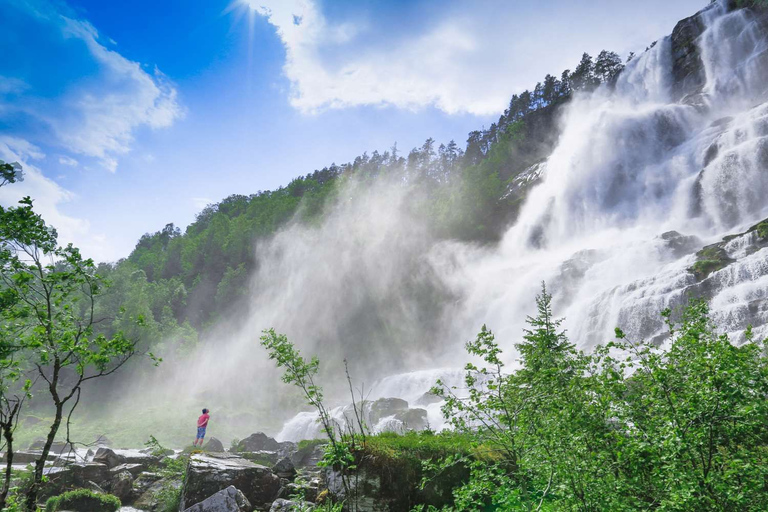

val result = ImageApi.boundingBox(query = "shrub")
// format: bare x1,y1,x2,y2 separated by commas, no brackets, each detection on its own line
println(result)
45,489,120,512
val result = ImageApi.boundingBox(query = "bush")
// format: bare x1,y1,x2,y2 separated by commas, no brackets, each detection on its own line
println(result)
45,489,120,512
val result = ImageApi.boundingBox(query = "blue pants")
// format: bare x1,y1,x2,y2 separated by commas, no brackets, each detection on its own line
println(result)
196,426,206,439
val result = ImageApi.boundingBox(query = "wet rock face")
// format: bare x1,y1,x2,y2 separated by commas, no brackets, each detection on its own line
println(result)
670,11,707,103
183,485,252,512
180,453,280,512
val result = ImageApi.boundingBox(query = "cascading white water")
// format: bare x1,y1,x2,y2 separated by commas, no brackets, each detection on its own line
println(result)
437,0,768,354
277,1,768,440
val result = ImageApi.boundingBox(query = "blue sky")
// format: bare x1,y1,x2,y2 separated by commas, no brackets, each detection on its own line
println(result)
0,0,705,261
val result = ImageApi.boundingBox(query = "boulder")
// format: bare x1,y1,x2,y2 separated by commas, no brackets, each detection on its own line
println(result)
134,478,179,511
204,437,225,453
238,433,281,452
290,443,325,469
269,498,314,512
93,447,125,469
271,458,296,480
47,462,111,492
368,397,409,425
394,408,428,431
109,462,146,478
110,470,134,501
0,450,56,464
415,392,442,406
183,485,252,512
180,453,280,512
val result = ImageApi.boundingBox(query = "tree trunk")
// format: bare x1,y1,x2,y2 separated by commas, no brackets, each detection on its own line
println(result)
25,401,63,510
0,423,14,509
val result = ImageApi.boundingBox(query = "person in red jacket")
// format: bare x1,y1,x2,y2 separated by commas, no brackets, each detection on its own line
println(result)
193,408,210,447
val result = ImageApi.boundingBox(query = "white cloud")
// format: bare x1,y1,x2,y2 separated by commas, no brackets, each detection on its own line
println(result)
0,76,29,95
58,155,78,166
1,2,183,172
254,0,705,115
0,136,117,262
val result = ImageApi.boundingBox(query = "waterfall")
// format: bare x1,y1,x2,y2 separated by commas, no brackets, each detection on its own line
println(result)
133,2,768,443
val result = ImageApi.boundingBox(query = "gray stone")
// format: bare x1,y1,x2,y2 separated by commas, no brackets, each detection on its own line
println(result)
289,444,325,469
204,437,225,453
180,453,280,511
368,397,409,425
183,486,252,512
110,463,146,478
134,478,180,511
394,408,428,431
271,458,296,480
110,470,134,501
133,471,163,494
269,499,314,512
47,462,111,491
93,447,125,469
238,433,280,452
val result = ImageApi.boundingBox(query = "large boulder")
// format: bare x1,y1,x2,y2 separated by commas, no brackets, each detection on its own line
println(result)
394,408,428,431
238,433,280,452
46,462,111,494
180,453,280,512
368,397,409,426
269,498,314,512
183,486,252,512
93,447,125,469
204,437,225,453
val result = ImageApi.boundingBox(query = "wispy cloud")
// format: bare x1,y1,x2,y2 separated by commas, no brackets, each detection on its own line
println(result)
0,0,184,172
254,0,705,116
58,155,78,166
0,136,116,261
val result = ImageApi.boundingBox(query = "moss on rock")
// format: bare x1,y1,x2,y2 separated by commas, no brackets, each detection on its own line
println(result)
45,489,121,512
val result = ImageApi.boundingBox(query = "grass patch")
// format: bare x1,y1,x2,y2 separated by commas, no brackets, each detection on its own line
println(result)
45,489,120,512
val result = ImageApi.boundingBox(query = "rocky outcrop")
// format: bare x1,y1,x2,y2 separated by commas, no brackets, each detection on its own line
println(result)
180,453,280,512
183,486,252,512
669,10,708,103
205,437,225,453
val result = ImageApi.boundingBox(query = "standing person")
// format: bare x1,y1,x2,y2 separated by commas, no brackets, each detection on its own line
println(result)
194,408,210,447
